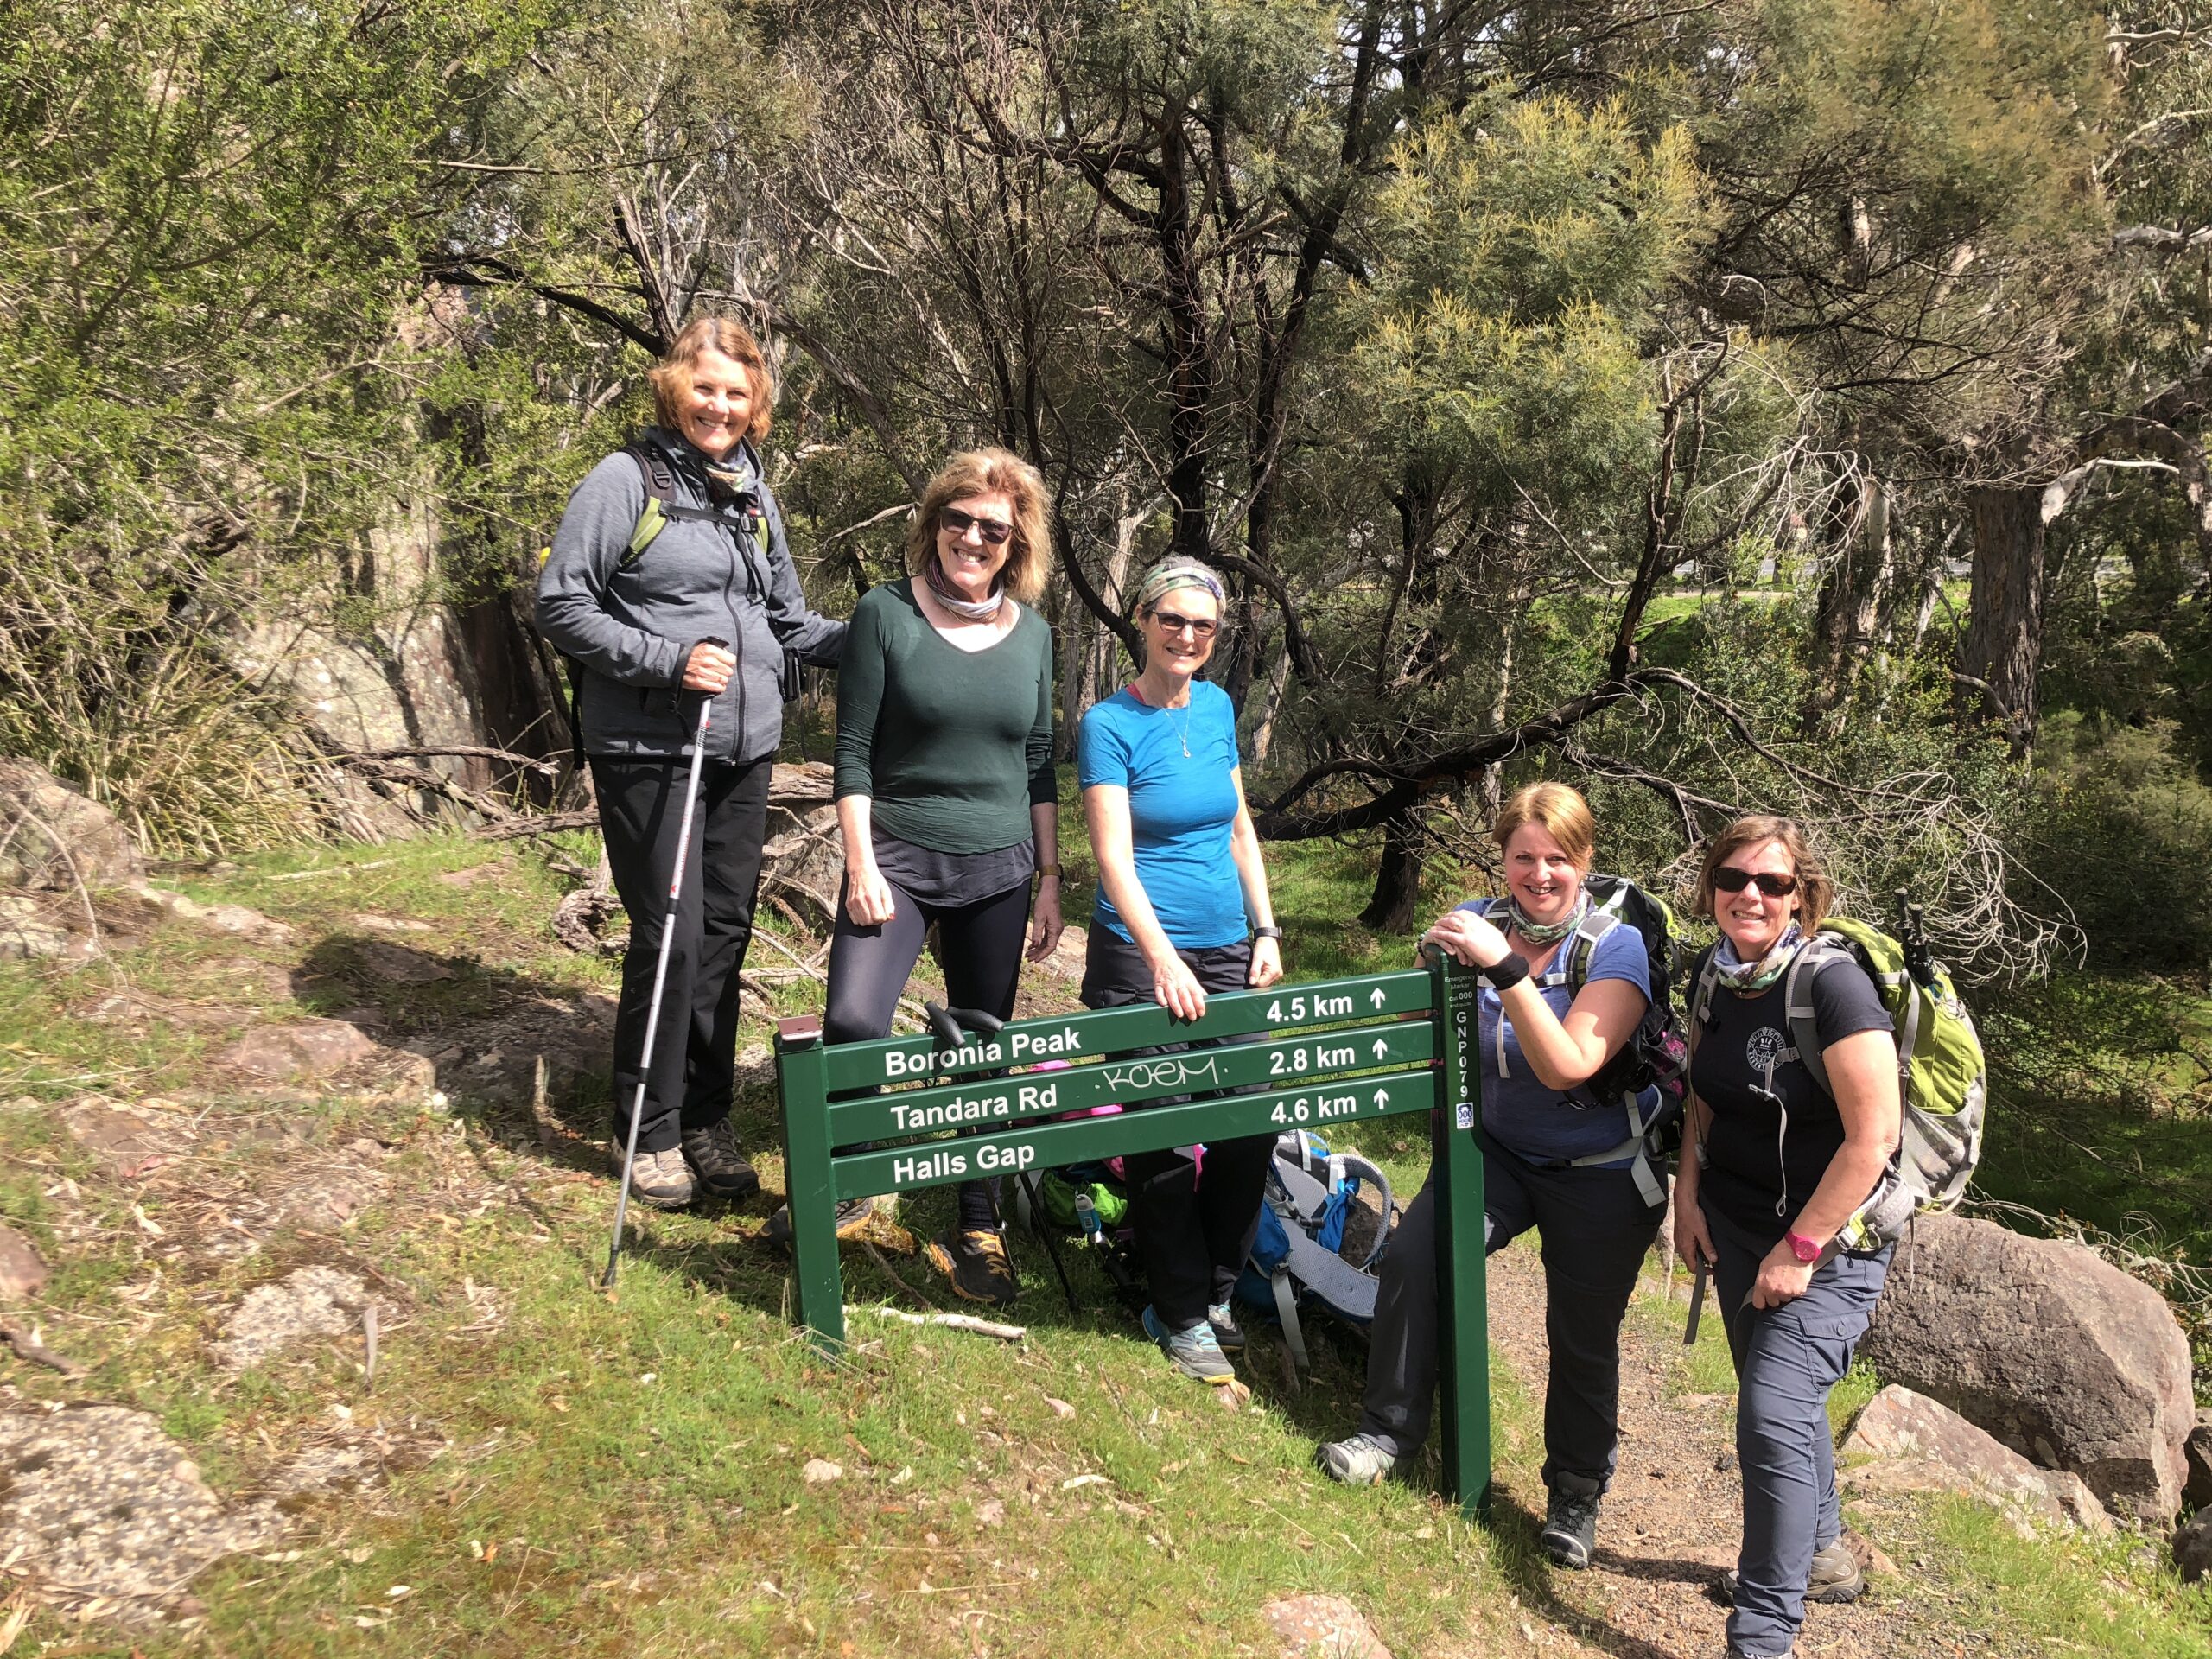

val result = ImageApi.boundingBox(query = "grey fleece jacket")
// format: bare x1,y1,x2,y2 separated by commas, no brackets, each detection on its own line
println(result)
536,430,846,764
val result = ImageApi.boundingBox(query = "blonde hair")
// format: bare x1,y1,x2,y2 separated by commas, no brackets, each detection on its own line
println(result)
647,316,774,442
1491,783,1596,870
905,448,1052,605
1693,815,1836,931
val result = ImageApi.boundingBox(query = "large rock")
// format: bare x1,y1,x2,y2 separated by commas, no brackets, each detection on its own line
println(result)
1859,1213,2194,1522
1841,1385,2113,1534
0,893,73,960
1260,1593,1392,1659
0,759,144,890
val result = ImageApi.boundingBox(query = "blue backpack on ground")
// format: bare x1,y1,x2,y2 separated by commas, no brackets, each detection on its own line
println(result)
1235,1131,1395,1371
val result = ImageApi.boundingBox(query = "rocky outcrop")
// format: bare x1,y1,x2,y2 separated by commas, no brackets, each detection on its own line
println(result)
1841,1385,2113,1534
0,758,144,890
1859,1213,2194,1522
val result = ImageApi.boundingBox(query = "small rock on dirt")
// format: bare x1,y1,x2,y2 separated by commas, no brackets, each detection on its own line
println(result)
1260,1592,1392,1659
59,1098,185,1179
0,1225,47,1300
801,1458,843,1484
0,893,76,960
0,1400,283,1622
436,864,497,888
216,1020,378,1081
213,1266,372,1371
140,888,293,944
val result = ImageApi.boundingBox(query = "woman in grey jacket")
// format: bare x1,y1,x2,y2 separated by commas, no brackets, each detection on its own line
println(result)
537,316,845,1209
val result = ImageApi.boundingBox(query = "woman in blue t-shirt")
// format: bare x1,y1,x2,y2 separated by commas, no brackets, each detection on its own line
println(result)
1077,556,1282,1385
1318,783,1665,1573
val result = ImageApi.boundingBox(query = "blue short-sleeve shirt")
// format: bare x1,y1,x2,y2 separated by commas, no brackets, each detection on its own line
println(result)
1460,900,1659,1166
1078,682,1248,950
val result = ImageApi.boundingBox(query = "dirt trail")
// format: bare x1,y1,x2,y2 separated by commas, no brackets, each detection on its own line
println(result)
1481,1246,1942,1659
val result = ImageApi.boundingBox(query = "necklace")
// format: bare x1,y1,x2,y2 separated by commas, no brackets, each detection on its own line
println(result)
1129,680,1195,758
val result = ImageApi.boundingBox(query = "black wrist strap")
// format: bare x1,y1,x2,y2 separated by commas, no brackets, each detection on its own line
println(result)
1481,951,1531,991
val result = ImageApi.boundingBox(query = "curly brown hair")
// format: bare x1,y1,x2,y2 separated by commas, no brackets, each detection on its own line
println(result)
1692,815,1836,931
904,448,1052,605
646,316,775,443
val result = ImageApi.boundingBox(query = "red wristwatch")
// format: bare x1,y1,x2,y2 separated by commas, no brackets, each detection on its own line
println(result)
1786,1230,1823,1264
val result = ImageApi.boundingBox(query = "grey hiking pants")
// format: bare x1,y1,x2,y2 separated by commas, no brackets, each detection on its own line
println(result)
1706,1203,1891,1658
1357,1122,1663,1491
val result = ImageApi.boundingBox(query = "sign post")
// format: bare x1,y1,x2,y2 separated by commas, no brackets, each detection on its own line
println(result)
774,962,1491,1516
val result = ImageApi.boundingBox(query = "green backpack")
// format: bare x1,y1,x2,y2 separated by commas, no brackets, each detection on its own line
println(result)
1690,912,1986,1249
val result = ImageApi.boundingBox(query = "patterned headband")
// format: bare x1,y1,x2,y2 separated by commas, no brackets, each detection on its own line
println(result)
1134,559,1225,613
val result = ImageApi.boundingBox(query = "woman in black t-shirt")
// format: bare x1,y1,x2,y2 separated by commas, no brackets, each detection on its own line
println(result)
1673,817,1900,1659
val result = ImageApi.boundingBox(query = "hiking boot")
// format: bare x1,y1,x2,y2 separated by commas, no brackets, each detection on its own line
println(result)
1715,1537,1863,1606
1141,1305,1235,1384
1206,1302,1246,1351
925,1227,1019,1306
764,1195,885,1245
1315,1433,1404,1486
1540,1472,1603,1569
612,1143,694,1209
1726,1648,1795,1659
679,1118,760,1201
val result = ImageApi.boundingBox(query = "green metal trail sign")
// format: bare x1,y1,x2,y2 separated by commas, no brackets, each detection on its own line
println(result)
774,954,1491,1516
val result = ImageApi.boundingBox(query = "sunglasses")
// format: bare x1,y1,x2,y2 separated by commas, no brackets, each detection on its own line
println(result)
1713,868,1798,898
938,506,1014,546
1149,610,1218,639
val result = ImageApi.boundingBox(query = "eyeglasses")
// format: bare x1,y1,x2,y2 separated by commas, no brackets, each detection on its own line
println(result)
938,506,1014,546
1713,868,1798,898
1149,610,1218,639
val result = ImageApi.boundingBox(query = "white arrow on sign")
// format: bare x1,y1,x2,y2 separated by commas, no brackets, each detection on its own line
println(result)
1371,1088,1389,1110
1371,1038,1389,1061
1370,987,1386,1008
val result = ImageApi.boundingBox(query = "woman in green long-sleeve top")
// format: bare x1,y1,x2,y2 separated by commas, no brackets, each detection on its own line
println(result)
817,447,1063,1305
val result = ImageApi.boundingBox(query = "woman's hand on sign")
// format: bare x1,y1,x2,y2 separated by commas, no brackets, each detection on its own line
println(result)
1149,951,1208,1021
1248,934,1283,989
1422,908,1511,969
682,642,736,694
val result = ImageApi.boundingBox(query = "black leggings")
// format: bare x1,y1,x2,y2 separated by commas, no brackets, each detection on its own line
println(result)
825,874,1033,1228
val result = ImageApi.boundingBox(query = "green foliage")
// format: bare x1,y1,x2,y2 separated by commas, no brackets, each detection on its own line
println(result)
0,0,558,849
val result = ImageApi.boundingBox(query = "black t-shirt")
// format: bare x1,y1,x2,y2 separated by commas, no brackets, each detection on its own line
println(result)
1691,948,1892,1245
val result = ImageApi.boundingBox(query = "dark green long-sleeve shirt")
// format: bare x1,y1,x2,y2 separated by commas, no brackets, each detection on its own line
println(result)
832,580,1056,854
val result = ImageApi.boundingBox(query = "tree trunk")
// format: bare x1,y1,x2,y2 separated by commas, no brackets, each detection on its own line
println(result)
1802,468,1892,731
1961,484,2047,753
1247,636,1294,768
1359,807,1426,933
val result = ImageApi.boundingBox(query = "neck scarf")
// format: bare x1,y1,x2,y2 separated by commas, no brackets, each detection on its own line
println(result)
1503,891,1588,948
1712,922,1804,994
923,553,1005,620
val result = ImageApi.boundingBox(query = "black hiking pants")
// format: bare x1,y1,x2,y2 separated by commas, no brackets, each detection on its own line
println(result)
824,871,1033,1230
1357,1121,1663,1491
1080,928,1273,1330
593,753,773,1155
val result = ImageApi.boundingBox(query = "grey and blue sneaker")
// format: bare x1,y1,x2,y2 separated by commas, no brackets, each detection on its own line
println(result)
1540,1471,1603,1568
1315,1433,1404,1485
1717,1537,1862,1606
1141,1305,1236,1384
1206,1302,1246,1351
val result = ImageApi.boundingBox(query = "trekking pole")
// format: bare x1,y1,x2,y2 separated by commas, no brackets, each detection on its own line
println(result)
1897,888,1936,989
602,642,726,1291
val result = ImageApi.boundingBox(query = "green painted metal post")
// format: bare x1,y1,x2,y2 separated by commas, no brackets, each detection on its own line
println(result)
1431,951,1492,1518
775,1016,844,1351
